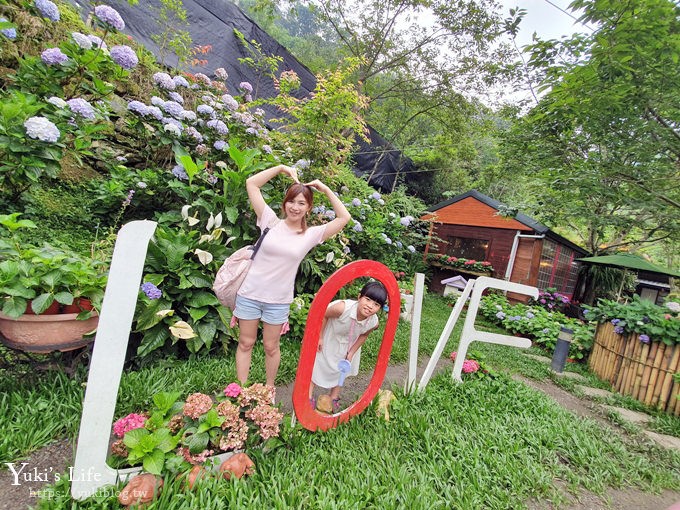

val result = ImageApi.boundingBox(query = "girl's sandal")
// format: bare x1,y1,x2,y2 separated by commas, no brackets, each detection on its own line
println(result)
310,397,316,409
332,398,341,412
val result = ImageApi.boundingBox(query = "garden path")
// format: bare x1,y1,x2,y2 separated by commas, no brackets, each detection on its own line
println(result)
1,354,679,510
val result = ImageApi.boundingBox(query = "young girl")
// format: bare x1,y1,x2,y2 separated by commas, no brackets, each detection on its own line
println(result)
310,281,388,411
234,164,351,391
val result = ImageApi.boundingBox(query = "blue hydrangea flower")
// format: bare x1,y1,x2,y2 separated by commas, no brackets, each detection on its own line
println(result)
407,245,416,253
1,18,17,40
526,312,535,319
614,326,624,334
610,318,620,325
94,4,125,30
639,334,650,344
35,0,60,21
352,221,363,232
239,81,253,93
214,140,228,151
351,198,361,207
206,119,229,135
400,216,412,227
140,282,161,299
325,210,336,220
24,116,60,142
221,94,239,111
162,100,184,118
41,47,68,65
67,98,95,120
145,106,163,120
171,164,188,180
496,311,506,320
127,100,148,116
262,144,272,154
153,72,176,90
181,110,196,122
542,328,550,334
196,104,215,117
185,126,203,143
110,45,138,70
245,127,257,135
371,192,381,200
47,96,67,108
168,91,184,104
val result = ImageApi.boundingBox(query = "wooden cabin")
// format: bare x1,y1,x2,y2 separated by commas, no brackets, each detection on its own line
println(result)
421,190,589,299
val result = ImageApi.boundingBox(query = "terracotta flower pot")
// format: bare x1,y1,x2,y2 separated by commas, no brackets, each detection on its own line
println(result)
26,300,61,315
62,298,94,314
0,311,98,353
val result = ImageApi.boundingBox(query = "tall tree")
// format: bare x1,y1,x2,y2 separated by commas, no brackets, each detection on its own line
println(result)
502,0,680,255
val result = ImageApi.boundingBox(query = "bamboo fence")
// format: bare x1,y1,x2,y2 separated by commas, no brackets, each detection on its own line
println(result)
589,322,680,416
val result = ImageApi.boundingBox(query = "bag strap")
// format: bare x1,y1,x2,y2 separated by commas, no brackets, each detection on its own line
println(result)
249,227,270,260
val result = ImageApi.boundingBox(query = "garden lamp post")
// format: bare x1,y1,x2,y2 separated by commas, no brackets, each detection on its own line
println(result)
551,326,574,373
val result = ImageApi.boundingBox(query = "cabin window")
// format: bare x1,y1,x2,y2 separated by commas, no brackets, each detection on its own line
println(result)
537,239,580,297
445,236,489,261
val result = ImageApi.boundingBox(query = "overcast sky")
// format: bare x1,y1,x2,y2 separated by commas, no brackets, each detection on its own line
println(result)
497,0,589,47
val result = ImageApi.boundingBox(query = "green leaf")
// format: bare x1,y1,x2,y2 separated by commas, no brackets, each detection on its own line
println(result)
30,293,54,314
2,297,28,319
137,324,170,357
153,428,179,453
152,391,182,415
123,427,150,450
186,431,209,454
142,448,165,476
187,291,219,308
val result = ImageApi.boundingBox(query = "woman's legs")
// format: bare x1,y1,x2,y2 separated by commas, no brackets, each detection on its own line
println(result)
236,319,260,384
262,322,283,386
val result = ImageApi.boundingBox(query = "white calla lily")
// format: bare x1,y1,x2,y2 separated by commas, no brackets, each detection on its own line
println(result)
195,249,213,265
155,309,175,318
181,205,191,220
170,321,196,339
214,212,223,228
207,213,215,231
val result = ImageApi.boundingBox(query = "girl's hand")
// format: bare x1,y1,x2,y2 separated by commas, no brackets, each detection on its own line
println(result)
280,165,300,183
304,179,328,193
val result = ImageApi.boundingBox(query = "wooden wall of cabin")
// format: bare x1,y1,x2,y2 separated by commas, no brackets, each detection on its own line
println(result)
507,237,542,303
428,224,519,278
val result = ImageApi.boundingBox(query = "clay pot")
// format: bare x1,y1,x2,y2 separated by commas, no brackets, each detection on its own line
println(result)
218,452,255,480
62,298,94,314
26,300,61,315
0,311,98,353
118,473,163,507
185,465,208,489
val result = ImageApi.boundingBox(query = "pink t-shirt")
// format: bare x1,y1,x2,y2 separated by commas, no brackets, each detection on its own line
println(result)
238,205,327,304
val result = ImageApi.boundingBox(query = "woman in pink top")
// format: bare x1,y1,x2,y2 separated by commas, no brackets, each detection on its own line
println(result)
234,164,351,390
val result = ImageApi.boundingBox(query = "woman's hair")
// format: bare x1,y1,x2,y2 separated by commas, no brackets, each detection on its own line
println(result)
359,281,388,307
282,183,314,232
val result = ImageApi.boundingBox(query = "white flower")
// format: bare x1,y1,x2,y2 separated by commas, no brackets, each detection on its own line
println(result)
169,321,196,339
163,123,181,136
47,96,67,108
666,301,680,313
194,249,213,265
24,116,60,142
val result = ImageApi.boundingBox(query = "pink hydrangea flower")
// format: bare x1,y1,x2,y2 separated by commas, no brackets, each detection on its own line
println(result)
449,351,457,361
112,413,147,438
224,383,242,398
462,359,480,374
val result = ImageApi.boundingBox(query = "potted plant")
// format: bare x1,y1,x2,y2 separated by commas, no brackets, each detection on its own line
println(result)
0,214,108,352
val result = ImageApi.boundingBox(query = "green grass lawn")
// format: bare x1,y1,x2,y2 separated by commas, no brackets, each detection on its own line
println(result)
1,294,679,509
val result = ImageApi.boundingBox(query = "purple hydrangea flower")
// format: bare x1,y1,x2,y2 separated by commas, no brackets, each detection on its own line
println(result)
206,119,228,135
181,110,196,122
196,104,215,117
185,126,203,143
140,282,161,299
239,81,253,93
41,47,68,65
542,328,550,334
1,18,17,40
262,144,272,154
164,123,181,136
371,192,381,200
206,173,218,185
395,241,403,248
173,75,190,88
122,189,134,207
245,127,257,135
35,0,60,21
168,91,184,104
110,45,138,70
639,334,650,344
221,94,238,111
161,100,184,118
127,100,148,115
145,106,163,120
614,326,625,335
71,32,92,49
352,222,363,232
150,96,164,106
194,73,211,86
214,140,228,150
67,98,95,120
496,311,506,320
351,198,361,207
24,116,60,142
611,318,620,325
94,5,125,30
87,34,107,49
214,67,228,80
153,72,176,90
526,312,535,319
400,216,412,227
325,210,336,220
171,164,188,180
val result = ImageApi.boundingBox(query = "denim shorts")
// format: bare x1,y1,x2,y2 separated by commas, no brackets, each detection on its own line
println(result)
234,295,290,324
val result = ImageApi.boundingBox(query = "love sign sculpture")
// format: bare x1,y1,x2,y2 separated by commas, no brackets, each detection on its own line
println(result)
292,260,400,431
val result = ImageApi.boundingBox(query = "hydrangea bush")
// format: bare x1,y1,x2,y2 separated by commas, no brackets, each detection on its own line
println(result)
587,295,680,345
109,383,283,476
480,293,594,360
